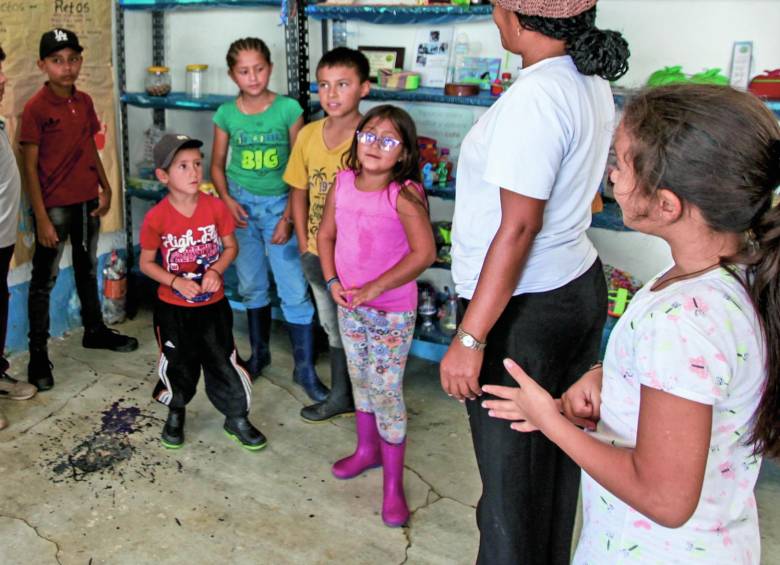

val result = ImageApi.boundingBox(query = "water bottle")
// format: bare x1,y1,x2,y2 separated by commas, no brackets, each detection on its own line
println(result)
102,250,127,324
441,286,458,335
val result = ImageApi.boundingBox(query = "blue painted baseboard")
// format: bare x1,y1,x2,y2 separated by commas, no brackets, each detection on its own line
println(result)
5,252,117,355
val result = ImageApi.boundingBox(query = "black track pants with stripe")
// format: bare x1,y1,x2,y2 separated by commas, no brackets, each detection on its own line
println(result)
153,298,252,418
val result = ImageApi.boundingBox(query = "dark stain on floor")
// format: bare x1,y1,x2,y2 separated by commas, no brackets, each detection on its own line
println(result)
42,400,164,484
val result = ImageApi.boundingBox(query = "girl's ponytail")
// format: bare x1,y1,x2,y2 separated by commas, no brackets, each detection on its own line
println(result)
744,145,780,458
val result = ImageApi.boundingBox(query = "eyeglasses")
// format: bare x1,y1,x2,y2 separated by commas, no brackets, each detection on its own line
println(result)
356,130,402,152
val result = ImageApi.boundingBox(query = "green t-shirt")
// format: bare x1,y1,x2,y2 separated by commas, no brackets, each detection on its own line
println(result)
213,95,303,196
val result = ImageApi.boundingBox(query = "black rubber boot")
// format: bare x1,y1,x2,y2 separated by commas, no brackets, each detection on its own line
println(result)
82,324,139,352
161,407,185,449
245,306,271,381
286,322,329,403
224,415,267,451
300,347,355,422
27,348,54,392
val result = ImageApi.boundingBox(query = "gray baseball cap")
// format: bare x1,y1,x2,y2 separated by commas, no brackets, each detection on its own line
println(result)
153,134,203,169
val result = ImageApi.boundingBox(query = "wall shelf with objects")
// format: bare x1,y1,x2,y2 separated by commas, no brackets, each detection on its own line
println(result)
119,0,280,9
305,4,493,24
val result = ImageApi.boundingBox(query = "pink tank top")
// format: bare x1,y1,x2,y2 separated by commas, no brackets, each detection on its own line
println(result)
334,169,420,312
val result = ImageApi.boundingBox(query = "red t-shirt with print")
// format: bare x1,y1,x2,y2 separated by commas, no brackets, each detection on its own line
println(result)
140,194,235,307
19,83,102,208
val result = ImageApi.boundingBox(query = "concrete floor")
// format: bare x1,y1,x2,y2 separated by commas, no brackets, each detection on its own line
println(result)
0,310,778,564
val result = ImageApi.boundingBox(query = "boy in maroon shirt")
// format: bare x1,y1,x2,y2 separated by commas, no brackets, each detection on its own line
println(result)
20,29,137,392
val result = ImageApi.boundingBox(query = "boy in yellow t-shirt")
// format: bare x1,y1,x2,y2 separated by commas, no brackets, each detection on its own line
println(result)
284,47,370,422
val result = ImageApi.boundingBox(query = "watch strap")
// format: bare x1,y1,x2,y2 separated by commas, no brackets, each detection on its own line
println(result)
456,327,486,351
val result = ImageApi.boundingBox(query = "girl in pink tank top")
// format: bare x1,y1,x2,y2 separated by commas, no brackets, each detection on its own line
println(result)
317,105,435,528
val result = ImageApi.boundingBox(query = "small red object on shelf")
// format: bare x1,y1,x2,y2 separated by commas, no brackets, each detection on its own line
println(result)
748,69,780,100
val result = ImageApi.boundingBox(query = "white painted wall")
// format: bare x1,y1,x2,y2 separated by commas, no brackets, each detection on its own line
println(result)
121,0,778,282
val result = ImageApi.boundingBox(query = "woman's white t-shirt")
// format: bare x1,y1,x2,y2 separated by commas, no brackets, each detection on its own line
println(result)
451,55,615,299
575,267,765,564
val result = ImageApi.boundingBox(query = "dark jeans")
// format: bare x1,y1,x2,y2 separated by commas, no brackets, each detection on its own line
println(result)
28,199,102,351
0,244,13,373
466,258,607,565
153,298,251,418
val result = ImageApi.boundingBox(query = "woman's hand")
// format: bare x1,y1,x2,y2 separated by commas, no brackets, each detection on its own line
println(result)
224,196,249,228
200,269,223,294
440,340,483,402
329,281,351,308
271,217,293,245
347,280,384,308
481,358,561,432
560,365,603,430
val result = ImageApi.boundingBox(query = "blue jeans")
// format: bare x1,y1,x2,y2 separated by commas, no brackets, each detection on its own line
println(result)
229,182,314,324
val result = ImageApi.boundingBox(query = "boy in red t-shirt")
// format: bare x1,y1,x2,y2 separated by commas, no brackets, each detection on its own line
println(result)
140,134,265,451
20,29,137,392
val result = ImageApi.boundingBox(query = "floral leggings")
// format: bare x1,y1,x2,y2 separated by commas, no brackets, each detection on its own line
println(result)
337,306,416,444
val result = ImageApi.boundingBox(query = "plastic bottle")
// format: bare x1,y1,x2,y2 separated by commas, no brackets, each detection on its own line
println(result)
102,250,127,324
447,33,470,85
418,287,437,335
441,286,458,335
437,148,453,185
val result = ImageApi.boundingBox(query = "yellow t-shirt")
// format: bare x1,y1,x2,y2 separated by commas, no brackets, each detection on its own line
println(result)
283,118,351,255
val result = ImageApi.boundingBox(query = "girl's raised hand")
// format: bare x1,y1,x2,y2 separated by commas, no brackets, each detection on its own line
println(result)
560,366,602,430
224,196,250,228
482,358,561,433
329,281,351,308
271,217,293,245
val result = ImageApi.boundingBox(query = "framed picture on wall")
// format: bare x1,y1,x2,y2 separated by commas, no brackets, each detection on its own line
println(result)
358,46,406,82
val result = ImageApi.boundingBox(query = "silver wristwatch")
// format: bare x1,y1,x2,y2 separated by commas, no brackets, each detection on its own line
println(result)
456,327,486,351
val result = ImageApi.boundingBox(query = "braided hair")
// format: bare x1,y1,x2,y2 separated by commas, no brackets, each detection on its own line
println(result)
518,8,629,81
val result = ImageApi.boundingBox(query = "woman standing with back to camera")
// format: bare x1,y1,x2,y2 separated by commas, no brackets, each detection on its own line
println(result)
440,0,629,563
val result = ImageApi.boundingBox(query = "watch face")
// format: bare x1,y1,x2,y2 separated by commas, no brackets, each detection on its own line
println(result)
462,334,475,348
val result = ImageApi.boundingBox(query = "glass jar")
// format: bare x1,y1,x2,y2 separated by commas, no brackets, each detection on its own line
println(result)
186,64,208,99
145,66,171,97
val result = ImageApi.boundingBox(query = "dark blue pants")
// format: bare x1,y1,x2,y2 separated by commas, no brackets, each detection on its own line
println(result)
28,199,102,350
466,258,607,565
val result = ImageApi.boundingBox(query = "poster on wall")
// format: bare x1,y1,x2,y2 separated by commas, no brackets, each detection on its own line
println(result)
412,27,454,88
0,1,121,267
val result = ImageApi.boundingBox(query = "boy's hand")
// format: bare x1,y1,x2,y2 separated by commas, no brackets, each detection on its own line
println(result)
36,218,60,248
171,277,201,300
224,197,249,228
200,269,223,293
91,190,112,217
271,217,293,245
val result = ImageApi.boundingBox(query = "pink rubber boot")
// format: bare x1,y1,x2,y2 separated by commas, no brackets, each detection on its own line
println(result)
332,410,382,479
380,438,409,527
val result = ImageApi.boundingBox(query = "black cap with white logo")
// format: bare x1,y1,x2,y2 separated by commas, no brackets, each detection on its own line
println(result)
39,28,84,60
153,134,204,170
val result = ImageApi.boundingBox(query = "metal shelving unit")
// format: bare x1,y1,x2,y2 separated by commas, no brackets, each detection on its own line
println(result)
115,0,289,314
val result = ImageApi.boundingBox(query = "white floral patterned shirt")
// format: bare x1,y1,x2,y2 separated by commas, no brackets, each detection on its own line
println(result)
575,267,765,564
